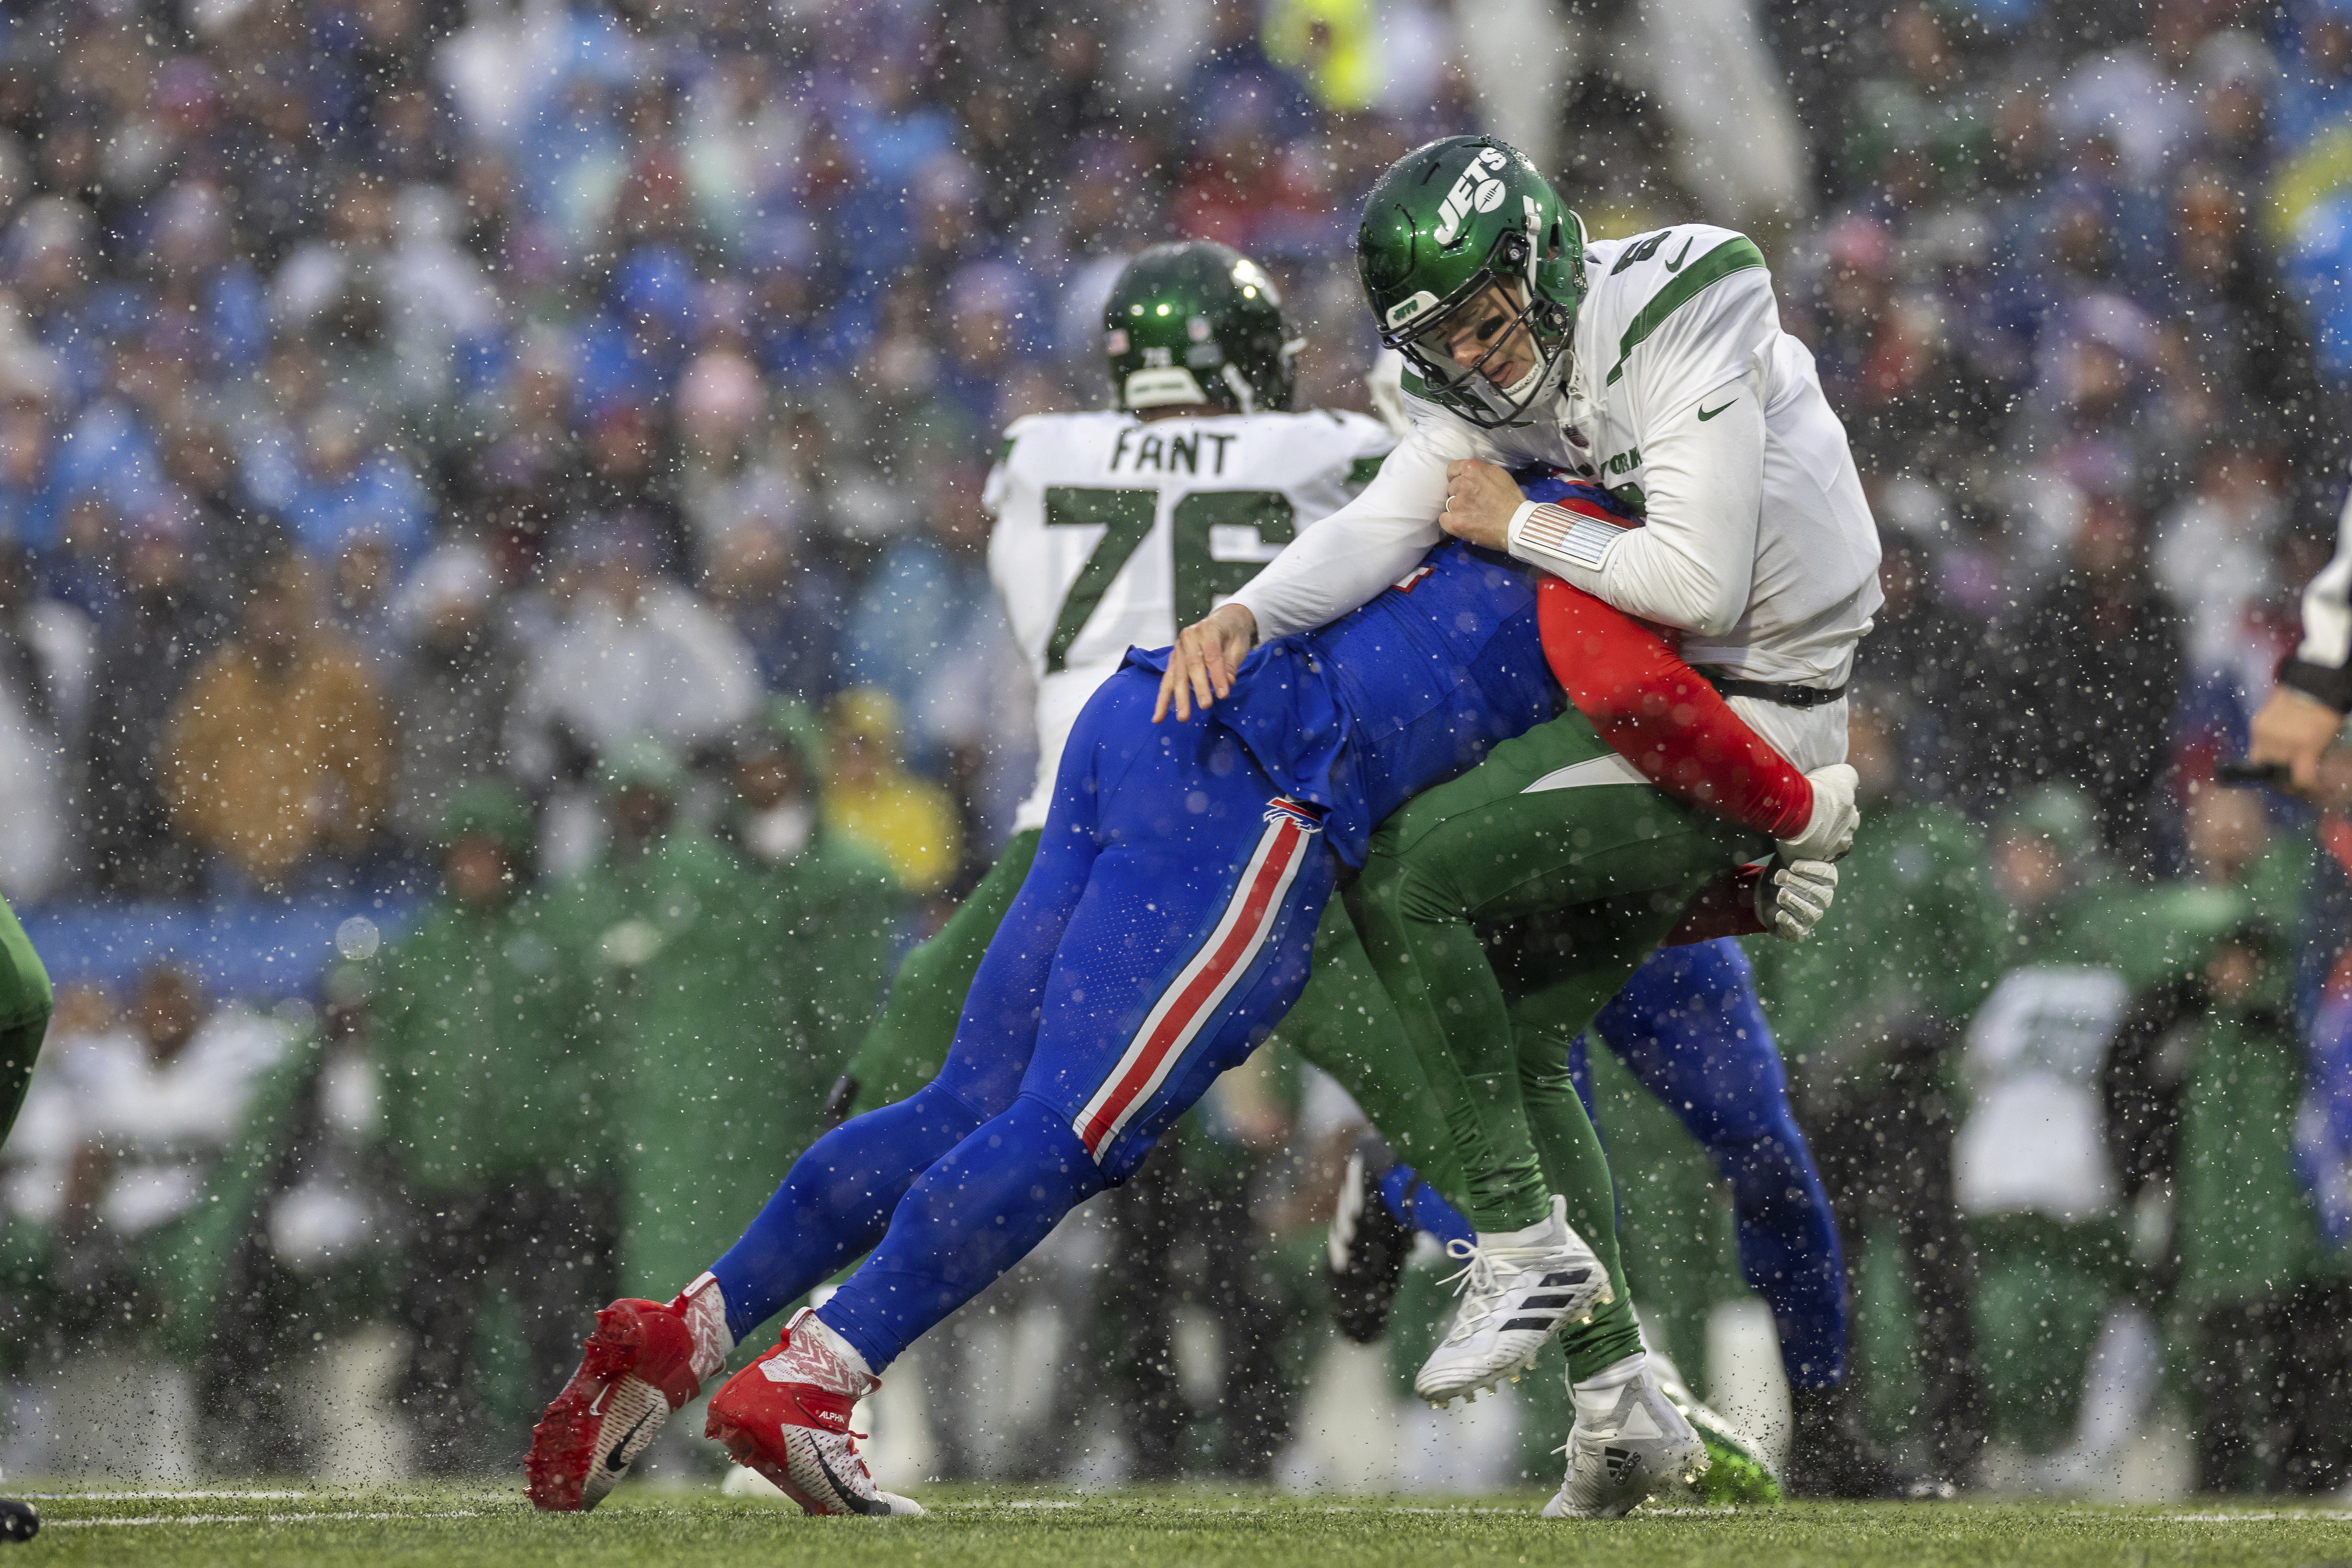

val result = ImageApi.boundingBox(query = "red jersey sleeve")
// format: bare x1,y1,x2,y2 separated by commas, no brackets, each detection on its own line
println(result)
1536,574,1814,842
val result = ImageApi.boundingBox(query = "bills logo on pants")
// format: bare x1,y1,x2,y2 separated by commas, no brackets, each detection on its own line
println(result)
1070,797,1323,1162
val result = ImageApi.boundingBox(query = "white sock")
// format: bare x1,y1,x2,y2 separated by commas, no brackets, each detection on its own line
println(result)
1479,1193,1568,1249
1571,1351,1649,1424
795,1308,876,1383
676,1272,736,1384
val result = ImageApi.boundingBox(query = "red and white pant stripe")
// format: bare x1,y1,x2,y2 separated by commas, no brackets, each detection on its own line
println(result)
1070,804,1317,1161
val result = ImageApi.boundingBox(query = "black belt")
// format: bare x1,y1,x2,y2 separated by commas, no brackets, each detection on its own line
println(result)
1712,677,1848,708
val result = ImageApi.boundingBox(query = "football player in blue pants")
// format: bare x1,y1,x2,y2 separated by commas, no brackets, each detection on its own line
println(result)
525,535,1576,1514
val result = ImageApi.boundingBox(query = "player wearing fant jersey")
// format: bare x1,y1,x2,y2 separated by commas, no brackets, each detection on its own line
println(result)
525,242,1845,1520
1159,134,1879,1514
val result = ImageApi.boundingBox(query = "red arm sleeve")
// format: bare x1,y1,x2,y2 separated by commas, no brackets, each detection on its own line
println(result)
1536,574,1814,842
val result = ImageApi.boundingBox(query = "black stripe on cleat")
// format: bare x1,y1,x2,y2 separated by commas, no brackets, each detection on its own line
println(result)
1499,1317,1558,1332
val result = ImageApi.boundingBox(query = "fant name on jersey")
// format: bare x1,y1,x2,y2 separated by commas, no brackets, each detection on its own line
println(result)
984,407,1396,833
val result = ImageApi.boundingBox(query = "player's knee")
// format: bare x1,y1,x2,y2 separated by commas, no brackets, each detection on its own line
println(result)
1356,852,1464,934
1001,1092,1110,1194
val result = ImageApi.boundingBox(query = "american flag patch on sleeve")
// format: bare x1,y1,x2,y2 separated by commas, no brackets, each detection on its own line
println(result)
1516,501,1631,571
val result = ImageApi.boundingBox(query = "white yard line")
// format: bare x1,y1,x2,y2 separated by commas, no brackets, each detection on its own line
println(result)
42,1510,486,1529
15,1490,317,1500
2151,1512,2352,1524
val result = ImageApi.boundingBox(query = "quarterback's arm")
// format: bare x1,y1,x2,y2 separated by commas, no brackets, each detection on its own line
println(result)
1225,427,1457,640
2252,488,2352,795
1508,385,1763,638
1158,429,1456,721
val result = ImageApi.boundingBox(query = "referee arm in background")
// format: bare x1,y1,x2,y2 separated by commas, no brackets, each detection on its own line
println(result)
2253,490,2352,797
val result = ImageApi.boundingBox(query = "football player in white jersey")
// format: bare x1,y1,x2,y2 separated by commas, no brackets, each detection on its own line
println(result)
1161,134,1880,776
1153,135,1881,1514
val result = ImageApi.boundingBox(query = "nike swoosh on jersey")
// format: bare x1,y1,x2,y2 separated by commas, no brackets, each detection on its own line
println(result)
1697,399,1736,421
1662,237,1694,272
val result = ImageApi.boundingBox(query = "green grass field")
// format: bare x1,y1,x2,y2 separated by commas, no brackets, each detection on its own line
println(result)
10,1486,2352,1567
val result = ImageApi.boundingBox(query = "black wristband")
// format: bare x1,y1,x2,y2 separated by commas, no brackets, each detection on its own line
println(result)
2277,655,2352,715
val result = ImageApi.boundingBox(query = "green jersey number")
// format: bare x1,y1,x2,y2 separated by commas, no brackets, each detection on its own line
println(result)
1043,486,1296,673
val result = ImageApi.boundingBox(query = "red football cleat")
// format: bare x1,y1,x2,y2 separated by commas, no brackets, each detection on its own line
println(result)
704,1308,923,1516
526,1298,702,1512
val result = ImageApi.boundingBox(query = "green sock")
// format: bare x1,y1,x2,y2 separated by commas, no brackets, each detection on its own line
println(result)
1344,856,1550,1231
1517,1016,1645,1381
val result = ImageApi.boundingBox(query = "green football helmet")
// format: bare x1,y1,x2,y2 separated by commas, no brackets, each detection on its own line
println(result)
1105,240,1301,414
1356,135,1587,429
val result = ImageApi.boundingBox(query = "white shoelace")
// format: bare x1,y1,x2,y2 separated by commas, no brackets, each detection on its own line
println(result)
1436,1235,1564,1342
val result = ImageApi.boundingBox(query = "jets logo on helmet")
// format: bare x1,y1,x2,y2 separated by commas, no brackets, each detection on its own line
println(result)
1103,241,1301,415
1355,135,1588,430
1432,146,1511,246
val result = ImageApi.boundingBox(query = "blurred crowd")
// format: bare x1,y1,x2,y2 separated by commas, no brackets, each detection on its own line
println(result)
0,0,2350,1498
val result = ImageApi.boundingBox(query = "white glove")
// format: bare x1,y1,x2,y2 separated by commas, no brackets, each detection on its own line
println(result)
1753,857,1838,942
1777,763,1858,863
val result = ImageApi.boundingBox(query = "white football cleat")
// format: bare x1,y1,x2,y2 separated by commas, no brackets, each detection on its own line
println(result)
1414,1194,1613,1408
1543,1360,1711,1517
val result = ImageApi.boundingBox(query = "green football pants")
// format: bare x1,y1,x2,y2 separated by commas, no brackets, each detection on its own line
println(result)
839,828,1466,1206
0,896,52,1146
1346,710,1765,1379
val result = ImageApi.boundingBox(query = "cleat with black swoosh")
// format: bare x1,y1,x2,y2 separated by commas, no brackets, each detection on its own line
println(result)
706,1308,923,1517
525,1297,703,1513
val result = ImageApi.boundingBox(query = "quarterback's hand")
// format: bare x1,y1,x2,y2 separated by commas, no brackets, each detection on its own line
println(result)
1776,763,1858,862
1155,601,1258,723
2247,684,2345,799
1753,856,1838,943
1439,459,1521,551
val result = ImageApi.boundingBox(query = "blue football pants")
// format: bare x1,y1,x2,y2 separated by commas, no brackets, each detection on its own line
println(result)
711,668,1334,1371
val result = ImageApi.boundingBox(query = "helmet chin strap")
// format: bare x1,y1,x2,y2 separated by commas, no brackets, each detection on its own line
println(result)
1471,343,1566,422
1497,355,1546,405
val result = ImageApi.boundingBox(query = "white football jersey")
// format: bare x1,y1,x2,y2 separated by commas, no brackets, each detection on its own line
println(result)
985,407,1396,832
1232,224,1883,771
